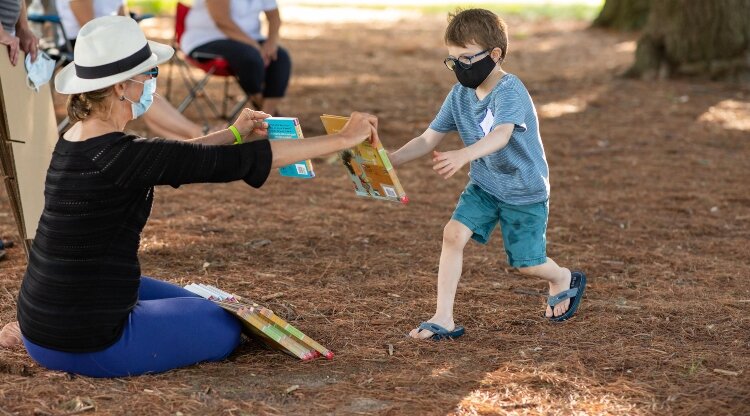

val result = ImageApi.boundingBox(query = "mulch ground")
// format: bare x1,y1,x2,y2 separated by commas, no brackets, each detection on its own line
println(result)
1,10,749,416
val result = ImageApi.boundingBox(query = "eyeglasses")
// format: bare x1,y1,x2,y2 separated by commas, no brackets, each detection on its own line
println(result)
140,67,159,78
444,49,490,71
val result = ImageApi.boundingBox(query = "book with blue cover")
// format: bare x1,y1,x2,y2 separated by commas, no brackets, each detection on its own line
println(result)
266,117,315,178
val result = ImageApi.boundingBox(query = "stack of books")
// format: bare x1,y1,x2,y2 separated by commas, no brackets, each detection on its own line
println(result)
184,283,333,361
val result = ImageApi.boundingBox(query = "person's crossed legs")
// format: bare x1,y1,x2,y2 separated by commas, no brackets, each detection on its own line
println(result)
19,277,242,377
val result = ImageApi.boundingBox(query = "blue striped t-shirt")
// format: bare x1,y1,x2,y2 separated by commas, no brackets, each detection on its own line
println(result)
429,74,549,205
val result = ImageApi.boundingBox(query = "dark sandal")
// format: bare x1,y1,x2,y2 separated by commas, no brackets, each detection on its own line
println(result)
546,271,587,322
416,322,465,340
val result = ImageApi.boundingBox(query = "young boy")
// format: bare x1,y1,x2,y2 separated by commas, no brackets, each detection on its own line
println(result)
389,9,586,340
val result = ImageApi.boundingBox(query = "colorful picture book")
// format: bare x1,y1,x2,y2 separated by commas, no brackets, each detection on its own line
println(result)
184,283,333,361
320,114,408,204
266,117,315,178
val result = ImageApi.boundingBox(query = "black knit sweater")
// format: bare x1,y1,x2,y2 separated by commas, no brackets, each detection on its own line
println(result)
17,132,272,352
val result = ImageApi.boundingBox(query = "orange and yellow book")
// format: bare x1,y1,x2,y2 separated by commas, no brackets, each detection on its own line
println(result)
320,114,408,204
184,283,331,361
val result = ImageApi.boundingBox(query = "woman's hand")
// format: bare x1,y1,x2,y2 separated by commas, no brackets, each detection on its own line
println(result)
16,27,38,62
339,112,379,148
0,30,20,66
432,149,469,179
232,108,271,139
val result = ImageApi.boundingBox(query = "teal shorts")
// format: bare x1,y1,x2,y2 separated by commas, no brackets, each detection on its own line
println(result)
451,183,548,268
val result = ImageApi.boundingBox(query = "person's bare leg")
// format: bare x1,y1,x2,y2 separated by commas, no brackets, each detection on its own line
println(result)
517,258,572,318
0,321,22,348
142,95,203,140
409,220,473,339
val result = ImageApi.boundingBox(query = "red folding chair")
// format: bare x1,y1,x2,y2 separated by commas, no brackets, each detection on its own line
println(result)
165,2,249,123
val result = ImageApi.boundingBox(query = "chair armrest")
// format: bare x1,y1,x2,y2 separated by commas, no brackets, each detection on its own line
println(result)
27,14,61,24
190,51,226,60
130,12,155,22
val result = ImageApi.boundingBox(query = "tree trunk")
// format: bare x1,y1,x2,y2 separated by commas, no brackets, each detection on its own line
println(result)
626,0,750,81
592,0,651,31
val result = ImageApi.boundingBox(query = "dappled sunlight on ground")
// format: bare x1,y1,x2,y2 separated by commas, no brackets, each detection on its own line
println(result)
698,99,750,132
537,86,607,118
456,365,652,415
282,6,421,24
615,40,637,53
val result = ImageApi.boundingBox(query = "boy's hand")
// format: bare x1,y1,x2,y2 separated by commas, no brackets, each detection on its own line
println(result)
340,112,379,147
387,151,401,167
233,108,270,138
433,149,469,179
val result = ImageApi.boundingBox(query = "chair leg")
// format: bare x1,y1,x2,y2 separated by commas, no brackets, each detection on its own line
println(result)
227,95,250,122
165,54,176,102
57,116,70,134
222,76,230,120
175,58,222,122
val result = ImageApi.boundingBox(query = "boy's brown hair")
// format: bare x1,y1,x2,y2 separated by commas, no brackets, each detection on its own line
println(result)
445,8,508,60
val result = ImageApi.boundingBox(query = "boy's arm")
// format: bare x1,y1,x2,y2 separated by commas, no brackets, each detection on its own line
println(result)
433,123,514,179
389,128,448,167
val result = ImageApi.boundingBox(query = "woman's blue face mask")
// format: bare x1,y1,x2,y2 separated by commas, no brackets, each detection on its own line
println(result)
124,77,157,119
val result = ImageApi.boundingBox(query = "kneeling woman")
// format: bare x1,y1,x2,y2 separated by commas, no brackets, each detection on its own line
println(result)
16,16,378,378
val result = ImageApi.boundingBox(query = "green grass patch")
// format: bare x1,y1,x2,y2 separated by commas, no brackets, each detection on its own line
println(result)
305,2,603,21
128,1,603,21
127,0,179,15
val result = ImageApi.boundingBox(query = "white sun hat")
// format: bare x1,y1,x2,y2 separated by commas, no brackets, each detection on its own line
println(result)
55,15,174,95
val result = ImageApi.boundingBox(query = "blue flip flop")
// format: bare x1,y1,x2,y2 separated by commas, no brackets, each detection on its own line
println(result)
546,271,587,322
416,322,465,340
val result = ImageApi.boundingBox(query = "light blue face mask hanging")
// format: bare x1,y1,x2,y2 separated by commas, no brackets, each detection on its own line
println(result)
124,78,157,119
24,52,56,92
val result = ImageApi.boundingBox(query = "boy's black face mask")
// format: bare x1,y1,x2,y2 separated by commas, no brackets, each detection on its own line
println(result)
454,55,496,89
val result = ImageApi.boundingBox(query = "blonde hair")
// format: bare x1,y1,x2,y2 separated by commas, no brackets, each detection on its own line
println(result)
66,87,115,122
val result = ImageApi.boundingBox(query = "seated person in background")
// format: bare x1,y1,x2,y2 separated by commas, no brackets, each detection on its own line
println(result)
181,0,291,117
56,0,207,140
0,0,38,65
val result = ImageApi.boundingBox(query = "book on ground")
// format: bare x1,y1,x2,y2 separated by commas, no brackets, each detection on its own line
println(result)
320,114,408,204
266,117,315,178
184,283,333,361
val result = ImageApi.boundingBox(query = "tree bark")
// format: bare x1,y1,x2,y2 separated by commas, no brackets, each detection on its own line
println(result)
592,0,651,31
626,0,750,81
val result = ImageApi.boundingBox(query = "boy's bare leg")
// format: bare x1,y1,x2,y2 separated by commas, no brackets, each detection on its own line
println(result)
142,95,203,140
409,220,473,339
518,258,572,318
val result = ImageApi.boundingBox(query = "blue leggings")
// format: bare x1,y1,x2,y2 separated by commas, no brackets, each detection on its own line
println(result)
22,277,242,378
